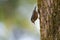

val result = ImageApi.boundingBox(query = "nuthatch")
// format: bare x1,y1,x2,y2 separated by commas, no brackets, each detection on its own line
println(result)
31,6,39,24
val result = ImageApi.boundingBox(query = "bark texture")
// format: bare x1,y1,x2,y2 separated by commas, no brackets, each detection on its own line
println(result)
37,0,60,40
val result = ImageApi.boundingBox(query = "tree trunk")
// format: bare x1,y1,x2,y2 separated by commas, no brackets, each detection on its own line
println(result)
37,0,60,40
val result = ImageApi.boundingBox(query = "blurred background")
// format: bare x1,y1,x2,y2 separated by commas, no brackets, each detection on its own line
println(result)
0,0,40,40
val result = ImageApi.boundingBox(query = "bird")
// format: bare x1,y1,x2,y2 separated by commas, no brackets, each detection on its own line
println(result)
31,6,38,24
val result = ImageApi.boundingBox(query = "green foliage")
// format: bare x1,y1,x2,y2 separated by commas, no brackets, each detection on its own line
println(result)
8,0,19,8
0,0,37,31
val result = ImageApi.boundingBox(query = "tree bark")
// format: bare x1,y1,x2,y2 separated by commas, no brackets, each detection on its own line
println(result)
37,0,60,40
